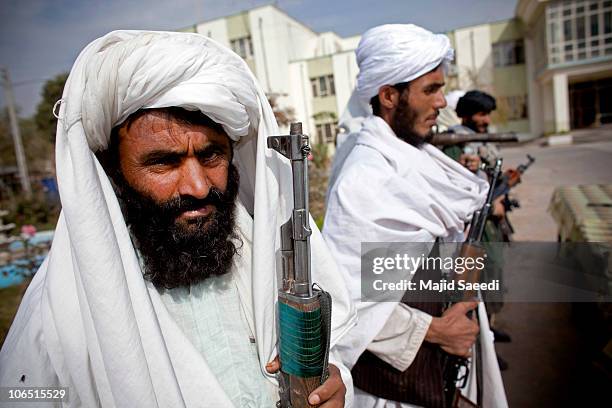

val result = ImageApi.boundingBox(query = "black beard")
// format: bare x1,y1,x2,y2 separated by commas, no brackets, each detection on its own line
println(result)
112,164,241,290
390,93,429,148
463,118,488,134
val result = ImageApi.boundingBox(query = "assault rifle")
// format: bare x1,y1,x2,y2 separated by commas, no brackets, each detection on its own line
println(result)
268,123,332,408
491,154,535,202
430,132,518,147
443,158,503,408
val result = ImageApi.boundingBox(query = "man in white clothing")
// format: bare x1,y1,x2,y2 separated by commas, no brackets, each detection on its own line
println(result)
324,24,507,407
0,31,356,407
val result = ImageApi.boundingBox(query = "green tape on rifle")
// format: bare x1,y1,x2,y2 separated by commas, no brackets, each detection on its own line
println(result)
278,302,325,377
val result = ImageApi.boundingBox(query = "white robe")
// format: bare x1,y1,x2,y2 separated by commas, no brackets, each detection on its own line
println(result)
0,31,356,407
323,115,508,407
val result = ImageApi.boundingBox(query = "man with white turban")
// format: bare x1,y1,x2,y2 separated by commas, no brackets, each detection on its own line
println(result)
0,30,356,407
323,24,507,407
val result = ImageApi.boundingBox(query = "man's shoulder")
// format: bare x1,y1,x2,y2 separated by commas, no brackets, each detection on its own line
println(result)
333,144,392,186
343,142,393,174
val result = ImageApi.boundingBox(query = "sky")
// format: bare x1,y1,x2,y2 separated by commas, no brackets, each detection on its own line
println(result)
0,0,517,117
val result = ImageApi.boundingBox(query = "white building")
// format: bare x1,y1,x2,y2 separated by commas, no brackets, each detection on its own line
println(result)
180,5,359,146
180,1,612,145
446,19,530,133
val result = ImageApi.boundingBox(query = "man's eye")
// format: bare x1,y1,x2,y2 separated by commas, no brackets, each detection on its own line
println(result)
199,150,225,163
146,157,180,167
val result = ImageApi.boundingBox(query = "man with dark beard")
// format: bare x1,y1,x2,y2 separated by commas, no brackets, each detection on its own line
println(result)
95,105,348,406
324,24,507,407
0,31,356,408
99,107,241,290
447,90,500,173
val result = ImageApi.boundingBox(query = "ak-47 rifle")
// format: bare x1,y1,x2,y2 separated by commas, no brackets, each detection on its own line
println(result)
491,154,535,202
268,123,333,408
443,158,503,408
430,132,518,147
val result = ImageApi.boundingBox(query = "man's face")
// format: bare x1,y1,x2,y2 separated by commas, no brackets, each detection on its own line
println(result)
393,66,447,140
463,111,491,133
118,111,233,233
111,110,240,289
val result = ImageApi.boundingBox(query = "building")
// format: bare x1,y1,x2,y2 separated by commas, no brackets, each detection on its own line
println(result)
179,1,612,146
179,5,359,147
517,0,612,135
445,19,530,133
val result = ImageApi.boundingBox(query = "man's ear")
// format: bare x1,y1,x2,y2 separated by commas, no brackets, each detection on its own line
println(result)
378,85,400,110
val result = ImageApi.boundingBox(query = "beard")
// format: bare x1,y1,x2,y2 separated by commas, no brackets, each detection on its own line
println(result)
112,164,241,290
464,118,488,133
390,93,430,148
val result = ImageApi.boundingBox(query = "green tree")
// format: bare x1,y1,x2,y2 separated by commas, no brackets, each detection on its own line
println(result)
0,109,53,172
34,73,68,142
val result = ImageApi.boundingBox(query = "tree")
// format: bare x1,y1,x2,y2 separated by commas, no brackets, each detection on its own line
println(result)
34,73,68,143
267,94,295,129
0,109,53,172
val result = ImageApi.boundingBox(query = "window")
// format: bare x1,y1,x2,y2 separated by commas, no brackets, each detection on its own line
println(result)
591,14,599,36
577,16,586,39
564,19,573,41
315,122,336,144
492,40,525,67
310,75,336,97
230,36,253,59
547,1,612,64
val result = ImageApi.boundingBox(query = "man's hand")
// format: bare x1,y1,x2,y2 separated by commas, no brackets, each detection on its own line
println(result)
492,196,505,218
266,357,346,407
459,153,481,172
424,301,480,357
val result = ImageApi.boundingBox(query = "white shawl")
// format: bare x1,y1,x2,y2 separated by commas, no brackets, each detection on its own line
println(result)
0,31,356,407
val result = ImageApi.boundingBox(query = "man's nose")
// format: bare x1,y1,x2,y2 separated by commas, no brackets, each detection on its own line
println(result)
435,90,447,109
178,159,210,199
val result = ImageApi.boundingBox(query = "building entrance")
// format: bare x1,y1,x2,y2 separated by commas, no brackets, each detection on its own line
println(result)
569,77,612,129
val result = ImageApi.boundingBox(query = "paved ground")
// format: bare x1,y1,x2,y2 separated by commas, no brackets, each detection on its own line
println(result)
493,129,612,407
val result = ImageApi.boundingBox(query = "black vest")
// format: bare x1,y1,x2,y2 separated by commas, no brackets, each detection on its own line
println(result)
352,245,449,407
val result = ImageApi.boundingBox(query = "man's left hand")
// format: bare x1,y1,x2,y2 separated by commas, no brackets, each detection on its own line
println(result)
266,357,346,407
459,153,481,172
492,196,505,219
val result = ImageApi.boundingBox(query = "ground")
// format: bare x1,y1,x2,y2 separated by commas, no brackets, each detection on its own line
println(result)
494,127,612,407
0,279,29,347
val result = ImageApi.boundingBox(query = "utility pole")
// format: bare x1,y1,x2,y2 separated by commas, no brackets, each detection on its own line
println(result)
1,67,32,199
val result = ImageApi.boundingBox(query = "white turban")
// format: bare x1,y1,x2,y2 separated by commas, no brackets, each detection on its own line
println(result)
0,30,356,407
355,24,454,103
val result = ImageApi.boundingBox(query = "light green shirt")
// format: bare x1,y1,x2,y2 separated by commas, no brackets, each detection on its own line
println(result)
158,272,277,407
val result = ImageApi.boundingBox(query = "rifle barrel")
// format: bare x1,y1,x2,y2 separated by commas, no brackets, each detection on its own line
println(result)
430,132,518,146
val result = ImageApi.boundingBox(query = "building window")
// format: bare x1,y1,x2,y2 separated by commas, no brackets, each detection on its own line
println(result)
310,75,335,97
492,40,525,67
547,0,612,65
315,122,337,144
230,36,253,59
